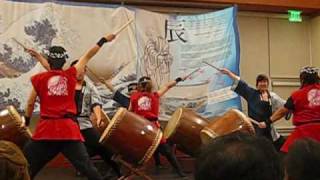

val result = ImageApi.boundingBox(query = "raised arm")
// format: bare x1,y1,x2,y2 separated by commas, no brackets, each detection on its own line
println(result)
220,68,240,81
157,76,186,97
74,34,116,76
24,87,37,126
221,68,255,101
26,48,50,70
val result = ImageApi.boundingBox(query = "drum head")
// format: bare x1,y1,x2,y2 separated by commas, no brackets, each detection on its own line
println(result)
0,106,32,148
99,107,126,143
163,108,183,139
7,106,23,124
200,109,255,144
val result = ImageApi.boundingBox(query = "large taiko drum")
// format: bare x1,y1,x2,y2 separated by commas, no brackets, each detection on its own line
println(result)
0,106,32,149
99,108,162,166
163,108,209,156
200,109,255,145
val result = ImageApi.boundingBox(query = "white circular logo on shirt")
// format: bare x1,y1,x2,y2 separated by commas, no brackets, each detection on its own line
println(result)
138,96,151,111
47,75,68,96
308,89,320,107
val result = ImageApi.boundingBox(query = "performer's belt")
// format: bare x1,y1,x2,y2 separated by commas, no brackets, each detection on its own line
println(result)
41,113,78,122
147,117,158,122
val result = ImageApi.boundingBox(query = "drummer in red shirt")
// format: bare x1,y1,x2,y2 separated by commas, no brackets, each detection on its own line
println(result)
263,66,320,153
23,34,115,179
129,76,187,177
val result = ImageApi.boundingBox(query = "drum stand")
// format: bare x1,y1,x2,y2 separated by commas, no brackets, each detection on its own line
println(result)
113,155,152,180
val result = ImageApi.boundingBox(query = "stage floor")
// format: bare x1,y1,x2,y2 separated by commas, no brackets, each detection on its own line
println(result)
36,154,195,180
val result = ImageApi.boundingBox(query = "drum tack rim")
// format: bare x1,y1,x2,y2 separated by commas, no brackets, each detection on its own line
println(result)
99,107,126,143
7,106,22,125
163,107,183,139
6,106,33,137
138,130,163,165
200,127,218,144
231,109,255,135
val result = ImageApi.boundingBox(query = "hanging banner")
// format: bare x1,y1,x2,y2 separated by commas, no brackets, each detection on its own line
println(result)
136,7,241,119
0,1,137,112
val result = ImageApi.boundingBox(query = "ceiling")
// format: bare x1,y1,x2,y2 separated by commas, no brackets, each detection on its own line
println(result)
72,0,320,15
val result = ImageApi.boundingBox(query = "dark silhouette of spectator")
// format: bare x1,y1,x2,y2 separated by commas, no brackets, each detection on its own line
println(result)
195,132,283,180
0,140,30,180
284,138,320,180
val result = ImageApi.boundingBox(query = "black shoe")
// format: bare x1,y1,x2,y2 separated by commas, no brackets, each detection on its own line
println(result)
176,170,187,178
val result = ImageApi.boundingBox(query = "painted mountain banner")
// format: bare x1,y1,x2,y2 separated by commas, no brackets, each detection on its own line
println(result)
0,1,137,113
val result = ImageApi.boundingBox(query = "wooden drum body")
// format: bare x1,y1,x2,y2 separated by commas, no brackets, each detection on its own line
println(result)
0,106,32,149
99,108,162,166
164,108,209,156
200,109,255,144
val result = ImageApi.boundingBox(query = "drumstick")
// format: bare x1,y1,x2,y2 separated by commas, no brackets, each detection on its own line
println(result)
184,67,201,80
12,38,27,50
86,67,104,83
101,109,111,122
249,118,260,126
202,61,222,72
113,18,134,35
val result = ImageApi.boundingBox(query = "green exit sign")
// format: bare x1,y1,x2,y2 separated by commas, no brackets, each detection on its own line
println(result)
288,10,302,22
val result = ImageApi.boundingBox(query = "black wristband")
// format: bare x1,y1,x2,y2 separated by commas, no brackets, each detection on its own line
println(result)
96,37,108,47
25,116,30,126
265,118,272,126
175,77,183,83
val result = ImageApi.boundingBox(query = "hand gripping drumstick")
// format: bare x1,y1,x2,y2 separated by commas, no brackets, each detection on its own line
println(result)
202,61,222,72
113,18,134,35
12,38,28,50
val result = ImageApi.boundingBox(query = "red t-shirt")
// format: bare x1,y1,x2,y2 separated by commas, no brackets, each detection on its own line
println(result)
130,91,166,143
290,84,320,125
31,67,83,141
281,83,320,153
130,91,160,120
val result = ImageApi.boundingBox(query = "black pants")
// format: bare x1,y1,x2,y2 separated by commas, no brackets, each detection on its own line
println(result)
273,135,286,152
81,128,121,177
153,143,183,174
24,140,102,180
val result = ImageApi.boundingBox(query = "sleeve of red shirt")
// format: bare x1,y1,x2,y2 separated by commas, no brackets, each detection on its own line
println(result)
30,74,40,93
130,92,137,110
65,66,77,78
153,92,160,98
